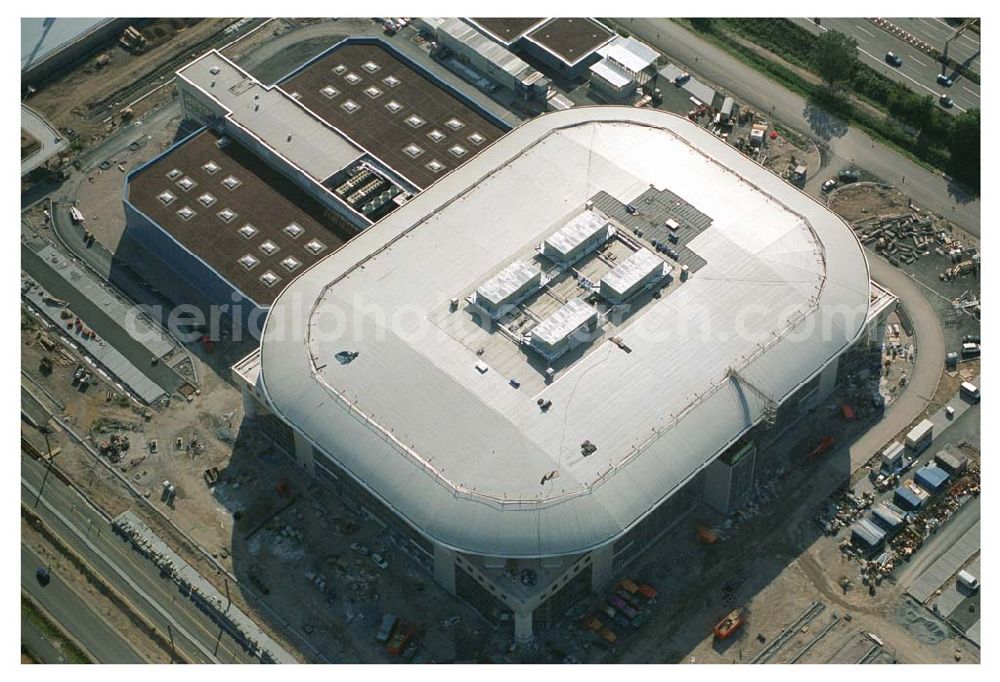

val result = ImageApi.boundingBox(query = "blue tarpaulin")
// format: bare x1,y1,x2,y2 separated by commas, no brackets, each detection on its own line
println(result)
894,486,924,511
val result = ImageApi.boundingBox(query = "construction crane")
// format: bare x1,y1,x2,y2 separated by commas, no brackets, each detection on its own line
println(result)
941,18,978,70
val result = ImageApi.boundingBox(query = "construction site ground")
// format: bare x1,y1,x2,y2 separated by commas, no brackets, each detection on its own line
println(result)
70,108,188,251
24,19,234,148
828,182,980,353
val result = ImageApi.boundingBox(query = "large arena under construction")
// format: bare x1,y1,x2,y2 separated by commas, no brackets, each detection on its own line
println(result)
228,105,898,639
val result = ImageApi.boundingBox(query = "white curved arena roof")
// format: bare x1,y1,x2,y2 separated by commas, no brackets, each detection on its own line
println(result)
258,107,871,558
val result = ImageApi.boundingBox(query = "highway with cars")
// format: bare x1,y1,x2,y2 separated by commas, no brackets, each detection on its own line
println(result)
620,19,980,236
22,543,145,663
21,453,258,664
791,18,980,114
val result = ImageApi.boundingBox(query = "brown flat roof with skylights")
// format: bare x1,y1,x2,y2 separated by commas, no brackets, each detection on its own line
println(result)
128,129,353,305
527,18,614,65
280,42,505,189
469,18,545,45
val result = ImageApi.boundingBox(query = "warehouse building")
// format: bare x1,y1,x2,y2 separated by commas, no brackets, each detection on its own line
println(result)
522,18,615,79
233,107,895,640
122,38,508,337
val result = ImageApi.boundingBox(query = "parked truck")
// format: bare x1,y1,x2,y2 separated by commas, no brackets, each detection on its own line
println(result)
376,613,398,644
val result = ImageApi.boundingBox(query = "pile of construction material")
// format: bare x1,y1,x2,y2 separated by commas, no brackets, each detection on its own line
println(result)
852,212,940,266
97,432,130,462
113,512,282,663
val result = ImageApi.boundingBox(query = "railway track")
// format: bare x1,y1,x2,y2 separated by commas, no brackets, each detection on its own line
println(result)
750,601,826,663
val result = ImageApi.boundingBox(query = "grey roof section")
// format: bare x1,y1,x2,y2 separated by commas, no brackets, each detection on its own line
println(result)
21,17,108,70
257,107,872,558
907,520,980,603
177,51,363,182
531,298,597,347
601,247,668,298
22,254,167,404
590,59,632,89
851,518,886,547
544,210,612,260
437,18,537,82
659,63,716,105
476,260,541,307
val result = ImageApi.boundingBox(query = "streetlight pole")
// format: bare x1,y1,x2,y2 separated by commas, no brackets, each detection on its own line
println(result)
33,428,57,509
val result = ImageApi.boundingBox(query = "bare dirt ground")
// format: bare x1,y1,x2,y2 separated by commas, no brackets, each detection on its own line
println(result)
25,19,231,144
764,127,820,181
828,183,911,222
74,109,185,250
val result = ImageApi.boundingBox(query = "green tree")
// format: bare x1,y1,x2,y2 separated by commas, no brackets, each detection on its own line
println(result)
812,30,858,87
690,18,715,32
949,108,980,191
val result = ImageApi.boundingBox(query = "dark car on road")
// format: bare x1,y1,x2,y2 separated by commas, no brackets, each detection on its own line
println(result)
939,94,955,108
885,51,903,67
35,567,50,586
937,73,954,87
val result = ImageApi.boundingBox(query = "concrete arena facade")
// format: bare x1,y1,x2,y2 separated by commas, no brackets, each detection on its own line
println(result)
236,107,894,639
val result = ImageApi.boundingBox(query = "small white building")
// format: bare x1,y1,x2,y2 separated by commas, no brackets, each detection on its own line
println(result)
589,36,660,101
475,259,542,319
542,209,614,264
528,297,599,361
600,247,670,303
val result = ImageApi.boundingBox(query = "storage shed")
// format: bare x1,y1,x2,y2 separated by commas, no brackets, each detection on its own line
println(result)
894,483,928,511
599,247,669,303
851,518,886,554
880,441,905,472
528,297,599,361
934,448,968,475
475,260,542,319
871,502,906,534
915,465,950,495
542,210,614,264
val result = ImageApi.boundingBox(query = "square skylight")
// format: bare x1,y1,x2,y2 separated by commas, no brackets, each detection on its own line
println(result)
333,64,347,75
427,129,446,143
157,190,176,205
403,143,425,158
344,72,362,85
321,85,339,98
280,256,301,272
176,176,196,191
259,271,281,287
238,254,260,270
259,240,280,256
405,115,425,128
448,145,468,158
382,74,401,87
385,100,403,113
362,60,380,73
166,168,182,180
202,161,220,174
341,99,360,113
176,206,196,221
445,117,465,130
468,132,486,145
289,91,302,100
217,208,237,223
363,85,383,99
238,224,258,239
283,222,304,239
425,159,446,173
197,193,217,207
304,239,326,255
221,175,242,190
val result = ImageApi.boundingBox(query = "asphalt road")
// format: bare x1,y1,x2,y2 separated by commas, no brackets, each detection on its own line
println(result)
888,18,981,71
22,543,145,663
22,104,68,177
21,453,257,664
21,611,71,663
790,19,980,114
622,19,980,236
